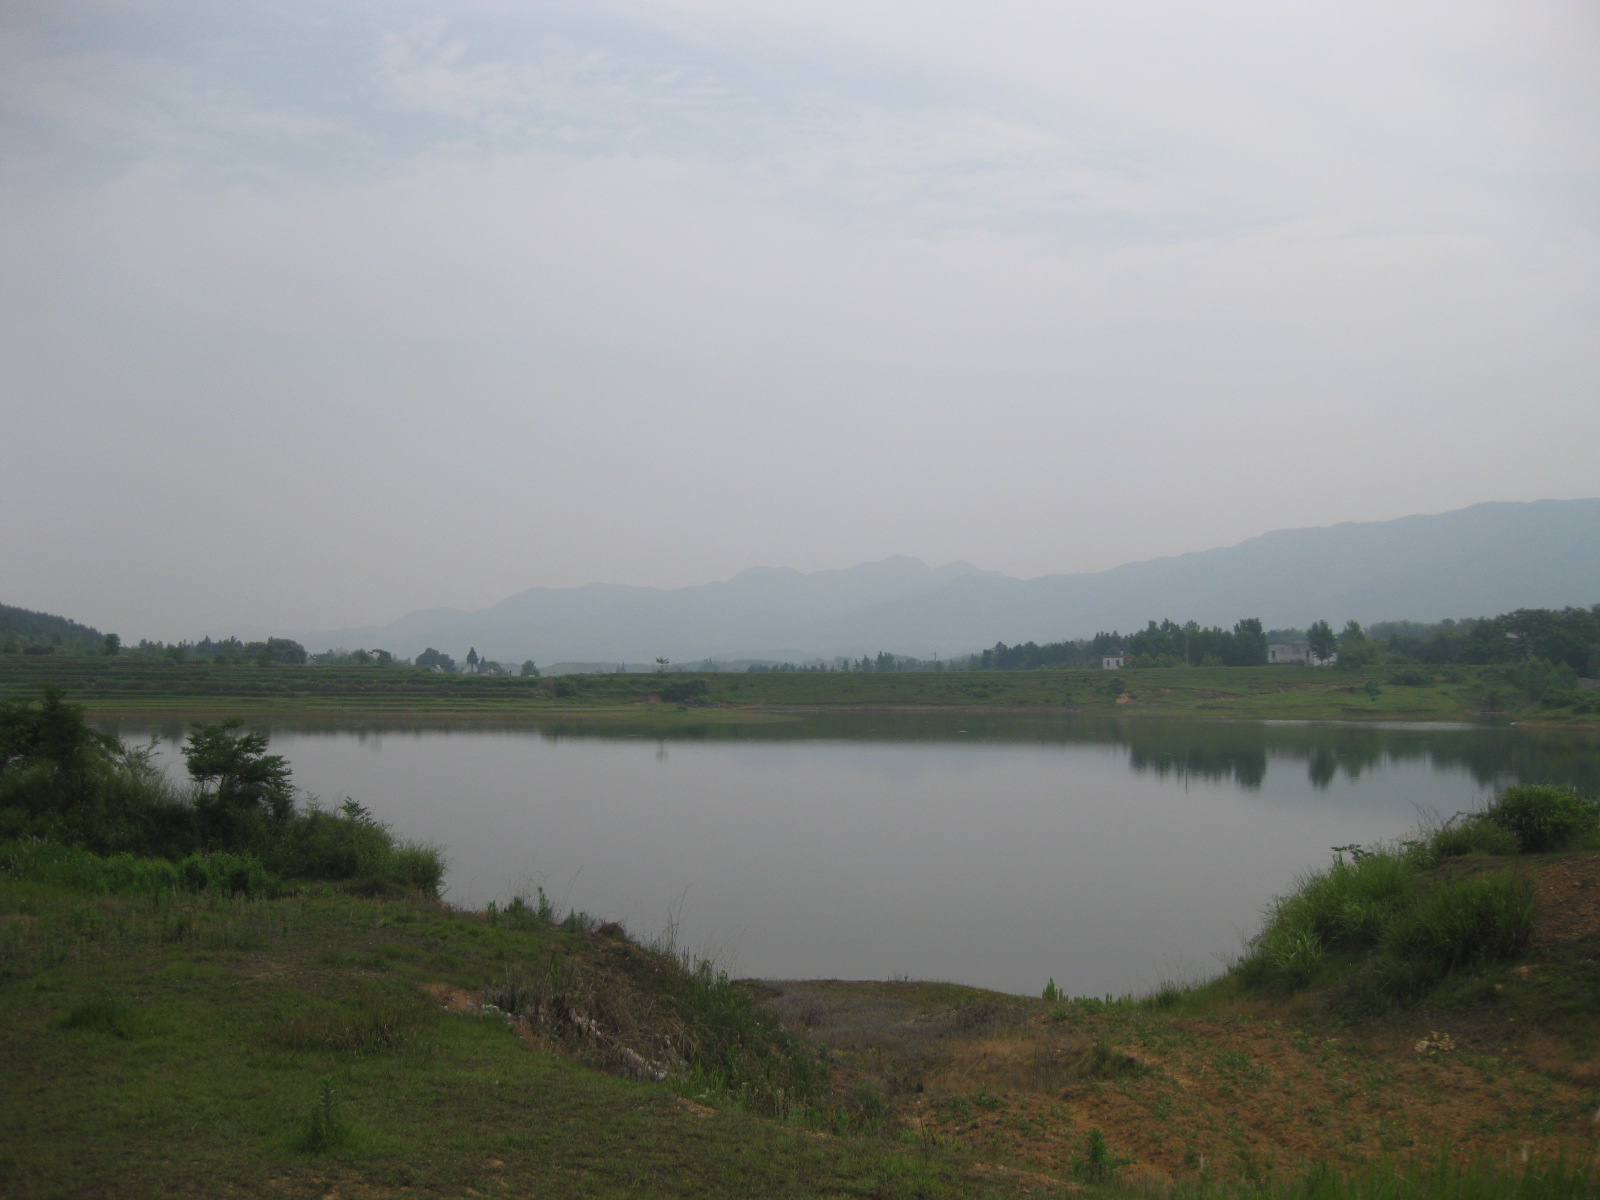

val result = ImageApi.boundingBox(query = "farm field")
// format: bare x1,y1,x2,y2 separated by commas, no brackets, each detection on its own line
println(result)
0,655,1501,725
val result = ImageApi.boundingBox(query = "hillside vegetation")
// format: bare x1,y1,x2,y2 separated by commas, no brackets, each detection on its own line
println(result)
0,602,105,655
6,653,1596,725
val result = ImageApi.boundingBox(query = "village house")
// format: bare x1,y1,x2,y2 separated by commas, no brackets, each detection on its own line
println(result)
1268,642,1336,667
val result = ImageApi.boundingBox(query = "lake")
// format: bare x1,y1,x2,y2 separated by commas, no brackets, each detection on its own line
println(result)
103,713,1599,998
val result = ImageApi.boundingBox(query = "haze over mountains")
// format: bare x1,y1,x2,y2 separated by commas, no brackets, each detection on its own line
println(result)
299,500,1600,666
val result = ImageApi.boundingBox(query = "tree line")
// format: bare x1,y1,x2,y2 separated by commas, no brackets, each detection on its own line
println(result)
974,606,1600,678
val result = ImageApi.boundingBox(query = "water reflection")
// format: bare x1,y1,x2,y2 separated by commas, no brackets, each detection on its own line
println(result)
101,713,1600,798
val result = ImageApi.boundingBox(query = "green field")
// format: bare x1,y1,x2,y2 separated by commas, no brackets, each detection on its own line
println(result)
0,654,1518,724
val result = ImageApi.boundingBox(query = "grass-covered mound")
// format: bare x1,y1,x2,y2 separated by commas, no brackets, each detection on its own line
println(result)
0,876,1048,1199
1236,784,1599,1015
0,687,442,895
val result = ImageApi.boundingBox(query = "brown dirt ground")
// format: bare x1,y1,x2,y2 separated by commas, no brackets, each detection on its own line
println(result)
758,983,1597,1189
755,857,1600,1188
1532,853,1600,945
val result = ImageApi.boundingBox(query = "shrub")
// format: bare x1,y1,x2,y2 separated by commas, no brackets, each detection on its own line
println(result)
1069,1129,1132,1183
1238,819,1541,1003
1482,784,1598,853
1,698,444,896
182,719,294,822
659,679,710,705
176,851,276,896
1268,851,1417,953
1382,872,1534,975
1430,817,1520,859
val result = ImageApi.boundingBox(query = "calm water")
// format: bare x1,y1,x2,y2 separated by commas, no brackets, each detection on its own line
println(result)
105,714,1600,997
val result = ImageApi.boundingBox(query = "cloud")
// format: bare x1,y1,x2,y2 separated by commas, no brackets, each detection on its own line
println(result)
1,0,1596,638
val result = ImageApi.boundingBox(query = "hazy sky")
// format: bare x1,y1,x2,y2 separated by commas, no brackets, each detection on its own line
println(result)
4,1,1597,641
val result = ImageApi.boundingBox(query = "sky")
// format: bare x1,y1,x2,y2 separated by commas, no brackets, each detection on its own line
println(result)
3,0,1597,643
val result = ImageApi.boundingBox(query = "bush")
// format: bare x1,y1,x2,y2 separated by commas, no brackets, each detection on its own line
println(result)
1482,784,1598,853
1270,851,1417,952
177,851,276,896
0,698,444,896
1430,817,1520,859
659,679,710,704
263,801,443,894
1239,821,1539,1002
1383,872,1534,974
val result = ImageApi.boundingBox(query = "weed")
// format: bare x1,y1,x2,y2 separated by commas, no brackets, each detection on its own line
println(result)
293,1078,352,1154
1078,1038,1145,1079
942,1096,973,1122
844,1082,888,1131
1069,1127,1132,1183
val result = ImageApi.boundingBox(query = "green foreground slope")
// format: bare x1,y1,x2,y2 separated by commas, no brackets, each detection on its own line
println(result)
0,885,1043,1200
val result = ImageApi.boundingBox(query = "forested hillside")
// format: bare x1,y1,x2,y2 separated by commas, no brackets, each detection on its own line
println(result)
0,603,105,655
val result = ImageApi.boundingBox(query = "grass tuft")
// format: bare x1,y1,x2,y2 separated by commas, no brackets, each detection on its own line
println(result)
292,1078,354,1154
54,994,145,1039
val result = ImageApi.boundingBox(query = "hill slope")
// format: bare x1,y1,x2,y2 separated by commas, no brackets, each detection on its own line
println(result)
0,603,104,654
297,499,1600,663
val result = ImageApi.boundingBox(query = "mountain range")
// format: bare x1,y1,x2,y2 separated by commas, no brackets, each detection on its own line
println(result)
298,499,1600,665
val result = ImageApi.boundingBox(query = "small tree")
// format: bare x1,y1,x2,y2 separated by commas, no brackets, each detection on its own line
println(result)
655,657,670,673
0,686,117,776
1229,617,1268,666
1337,620,1379,670
102,632,121,656
416,647,456,672
520,659,540,677
1307,620,1337,663
182,719,294,822
466,647,480,672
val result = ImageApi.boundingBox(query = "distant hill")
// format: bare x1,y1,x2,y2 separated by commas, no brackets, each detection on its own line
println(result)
300,499,1600,664
0,603,105,654
301,556,1000,666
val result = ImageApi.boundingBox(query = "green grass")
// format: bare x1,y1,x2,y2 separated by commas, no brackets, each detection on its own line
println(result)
0,883,1065,1200
0,654,1514,724
1226,784,1600,1015
3,840,1593,1197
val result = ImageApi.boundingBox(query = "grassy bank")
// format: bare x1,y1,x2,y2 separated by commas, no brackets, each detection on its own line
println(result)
5,840,1598,1198
0,653,1524,724
0,879,1010,1199
5,693,1598,1196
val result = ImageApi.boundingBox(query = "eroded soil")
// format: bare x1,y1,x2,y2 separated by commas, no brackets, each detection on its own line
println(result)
756,976,1598,1188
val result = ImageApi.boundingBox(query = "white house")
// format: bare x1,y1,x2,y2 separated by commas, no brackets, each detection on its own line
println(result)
1268,642,1336,667
1102,653,1125,670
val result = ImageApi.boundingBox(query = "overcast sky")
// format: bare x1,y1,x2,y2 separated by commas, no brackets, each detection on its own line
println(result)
3,1,1597,642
